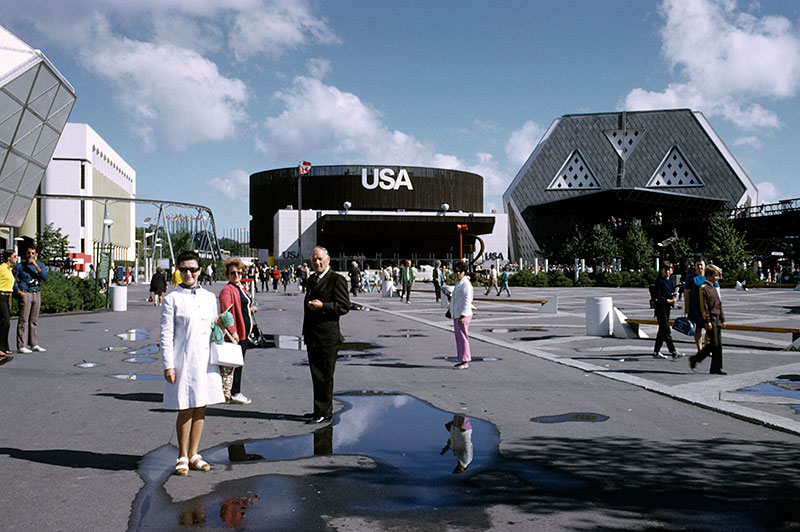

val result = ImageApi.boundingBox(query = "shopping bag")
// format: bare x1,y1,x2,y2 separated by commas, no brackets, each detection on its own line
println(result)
672,316,696,336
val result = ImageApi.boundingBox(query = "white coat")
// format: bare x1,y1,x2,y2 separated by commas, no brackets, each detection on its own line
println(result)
450,276,474,318
160,285,224,410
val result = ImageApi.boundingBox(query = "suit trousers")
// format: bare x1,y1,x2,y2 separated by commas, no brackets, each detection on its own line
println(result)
307,343,339,417
402,281,412,302
17,291,40,349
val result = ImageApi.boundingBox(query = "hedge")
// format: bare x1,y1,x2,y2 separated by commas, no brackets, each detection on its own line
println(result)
10,271,109,314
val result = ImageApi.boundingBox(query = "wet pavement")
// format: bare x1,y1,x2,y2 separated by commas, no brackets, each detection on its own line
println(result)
1,282,800,531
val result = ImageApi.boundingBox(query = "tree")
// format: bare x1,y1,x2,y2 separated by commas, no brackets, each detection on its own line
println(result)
620,224,655,270
36,223,71,263
705,213,749,272
584,224,619,268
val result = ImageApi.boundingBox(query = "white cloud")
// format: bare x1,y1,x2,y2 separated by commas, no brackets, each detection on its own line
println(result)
756,181,780,204
0,0,338,150
623,0,800,130
505,120,547,167
733,135,763,149
208,169,251,201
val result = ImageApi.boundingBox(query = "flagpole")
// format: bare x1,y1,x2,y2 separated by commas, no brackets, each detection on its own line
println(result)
297,164,302,264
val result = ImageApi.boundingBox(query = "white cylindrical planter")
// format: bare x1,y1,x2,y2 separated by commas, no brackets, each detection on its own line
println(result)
586,297,613,336
110,285,128,312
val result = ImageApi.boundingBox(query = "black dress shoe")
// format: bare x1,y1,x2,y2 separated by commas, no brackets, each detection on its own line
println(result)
305,415,332,424
689,356,698,372
710,370,727,375
302,412,314,418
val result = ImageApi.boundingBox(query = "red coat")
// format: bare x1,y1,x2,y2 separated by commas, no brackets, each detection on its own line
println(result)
219,282,251,341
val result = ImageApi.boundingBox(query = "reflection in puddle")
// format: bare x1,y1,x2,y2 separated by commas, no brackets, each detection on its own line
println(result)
258,308,285,312
532,412,610,423
258,335,305,350
293,352,383,366
123,357,158,364
108,373,162,381
485,327,546,333
131,393,587,530
100,346,127,352
116,332,149,341
74,361,104,368
128,328,150,333
790,405,800,415
127,344,160,355
733,380,800,400
340,341,382,352
378,332,427,338
434,356,501,363
350,303,371,311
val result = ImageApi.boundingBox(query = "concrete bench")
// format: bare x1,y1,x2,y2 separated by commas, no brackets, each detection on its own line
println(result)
625,318,800,350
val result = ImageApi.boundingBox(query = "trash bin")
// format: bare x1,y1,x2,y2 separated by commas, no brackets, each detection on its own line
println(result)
110,284,128,312
585,296,612,336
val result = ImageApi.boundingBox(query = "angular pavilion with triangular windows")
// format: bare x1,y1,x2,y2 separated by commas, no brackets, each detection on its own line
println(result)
502,109,758,262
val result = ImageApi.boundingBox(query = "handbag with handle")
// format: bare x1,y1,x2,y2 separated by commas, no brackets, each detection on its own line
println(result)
672,315,696,337
210,327,244,367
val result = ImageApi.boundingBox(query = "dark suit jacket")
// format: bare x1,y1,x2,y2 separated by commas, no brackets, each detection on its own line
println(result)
302,269,350,347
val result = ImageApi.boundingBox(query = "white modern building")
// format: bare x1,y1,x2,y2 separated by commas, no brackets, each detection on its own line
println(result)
19,123,136,270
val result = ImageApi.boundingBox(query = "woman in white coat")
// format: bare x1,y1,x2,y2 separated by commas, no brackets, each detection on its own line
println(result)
381,265,394,297
450,260,473,369
161,250,225,475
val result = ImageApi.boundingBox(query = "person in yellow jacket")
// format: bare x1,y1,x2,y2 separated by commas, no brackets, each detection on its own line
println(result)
171,265,182,289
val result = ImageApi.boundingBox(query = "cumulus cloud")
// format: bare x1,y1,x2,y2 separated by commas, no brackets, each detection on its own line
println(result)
0,0,338,150
208,169,251,201
756,181,780,204
505,120,547,167
256,75,513,198
733,136,763,149
623,0,800,129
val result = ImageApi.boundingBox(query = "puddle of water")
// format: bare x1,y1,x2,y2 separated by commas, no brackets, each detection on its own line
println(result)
790,405,800,415
340,342,382,352
116,332,150,341
485,327,546,333
378,333,427,338
350,303,372,311
74,361,104,368
532,412,609,423
128,328,151,333
258,334,305,350
131,392,584,530
108,374,162,381
293,352,383,366
127,344,160,355
258,308,285,312
733,381,800,400
100,346,128,352
433,356,501,363
65,329,84,332
122,357,158,364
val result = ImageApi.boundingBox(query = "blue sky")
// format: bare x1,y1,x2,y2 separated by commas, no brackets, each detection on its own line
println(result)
2,0,799,232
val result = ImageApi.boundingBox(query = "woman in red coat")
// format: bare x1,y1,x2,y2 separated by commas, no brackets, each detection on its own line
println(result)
218,258,258,404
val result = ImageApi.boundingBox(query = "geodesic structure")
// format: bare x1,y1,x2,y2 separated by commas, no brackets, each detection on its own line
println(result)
0,24,75,227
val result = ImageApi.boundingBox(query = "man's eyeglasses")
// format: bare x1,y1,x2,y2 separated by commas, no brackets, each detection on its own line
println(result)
179,267,201,274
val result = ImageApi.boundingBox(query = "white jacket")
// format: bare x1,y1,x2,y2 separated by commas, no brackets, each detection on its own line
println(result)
451,276,473,318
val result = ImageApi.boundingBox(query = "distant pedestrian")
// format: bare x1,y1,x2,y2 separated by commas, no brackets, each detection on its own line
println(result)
450,261,473,369
432,260,444,302
400,260,414,304
685,258,708,353
271,266,281,291
652,261,683,359
689,265,727,375
0,249,18,357
381,265,394,297
348,261,361,296
150,267,167,306
484,264,498,295
498,266,511,297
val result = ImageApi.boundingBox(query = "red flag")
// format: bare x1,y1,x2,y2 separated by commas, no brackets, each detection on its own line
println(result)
298,161,311,175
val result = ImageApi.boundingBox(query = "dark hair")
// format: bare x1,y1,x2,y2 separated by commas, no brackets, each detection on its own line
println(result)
661,260,673,271
176,250,200,266
453,260,467,273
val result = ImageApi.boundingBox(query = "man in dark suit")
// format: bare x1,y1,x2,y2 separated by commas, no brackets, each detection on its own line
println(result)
302,246,350,424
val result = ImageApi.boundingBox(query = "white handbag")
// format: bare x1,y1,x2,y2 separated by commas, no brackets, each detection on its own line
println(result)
209,328,244,367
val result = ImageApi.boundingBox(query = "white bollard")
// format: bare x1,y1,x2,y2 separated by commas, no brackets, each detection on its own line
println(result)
586,297,613,336
110,285,128,312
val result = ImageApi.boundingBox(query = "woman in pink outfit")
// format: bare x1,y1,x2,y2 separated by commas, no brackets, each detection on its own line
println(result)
449,260,473,369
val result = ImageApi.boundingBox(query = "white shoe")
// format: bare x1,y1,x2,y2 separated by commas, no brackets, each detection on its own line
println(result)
229,393,252,405
18,347,32,354
32,345,46,352
652,351,669,359
454,362,469,369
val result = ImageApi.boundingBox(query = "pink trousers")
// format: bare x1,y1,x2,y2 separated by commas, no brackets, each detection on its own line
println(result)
453,315,472,362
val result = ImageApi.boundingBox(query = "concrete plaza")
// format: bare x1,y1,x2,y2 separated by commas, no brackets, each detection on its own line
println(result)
1,281,799,531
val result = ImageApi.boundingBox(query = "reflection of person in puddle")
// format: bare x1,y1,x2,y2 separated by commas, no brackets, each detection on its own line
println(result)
220,495,259,527
441,415,473,474
161,251,226,476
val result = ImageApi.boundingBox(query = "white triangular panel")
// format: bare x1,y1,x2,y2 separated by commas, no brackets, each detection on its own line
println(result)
647,146,704,187
18,164,43,195
14,123,43,156
32,126,60,163
0,108,22,146
6,194,34,226
0,89,21,123
0,191,14,221
29,64,57,103
28,84,58,119
14,108,41,143
0,150,26,181
3,65,37,103
49,85,75,119
604,129,645,160
46,101,73,132
547,149,601,190
0,161,28,195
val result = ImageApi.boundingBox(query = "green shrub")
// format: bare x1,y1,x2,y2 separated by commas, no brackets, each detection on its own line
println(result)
547,270,573,287
531,272,549,287
509,269,535,287
730,268,763,287
595,271,623,287
575,271,595,287
620,271,650,287
39,271,108,313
